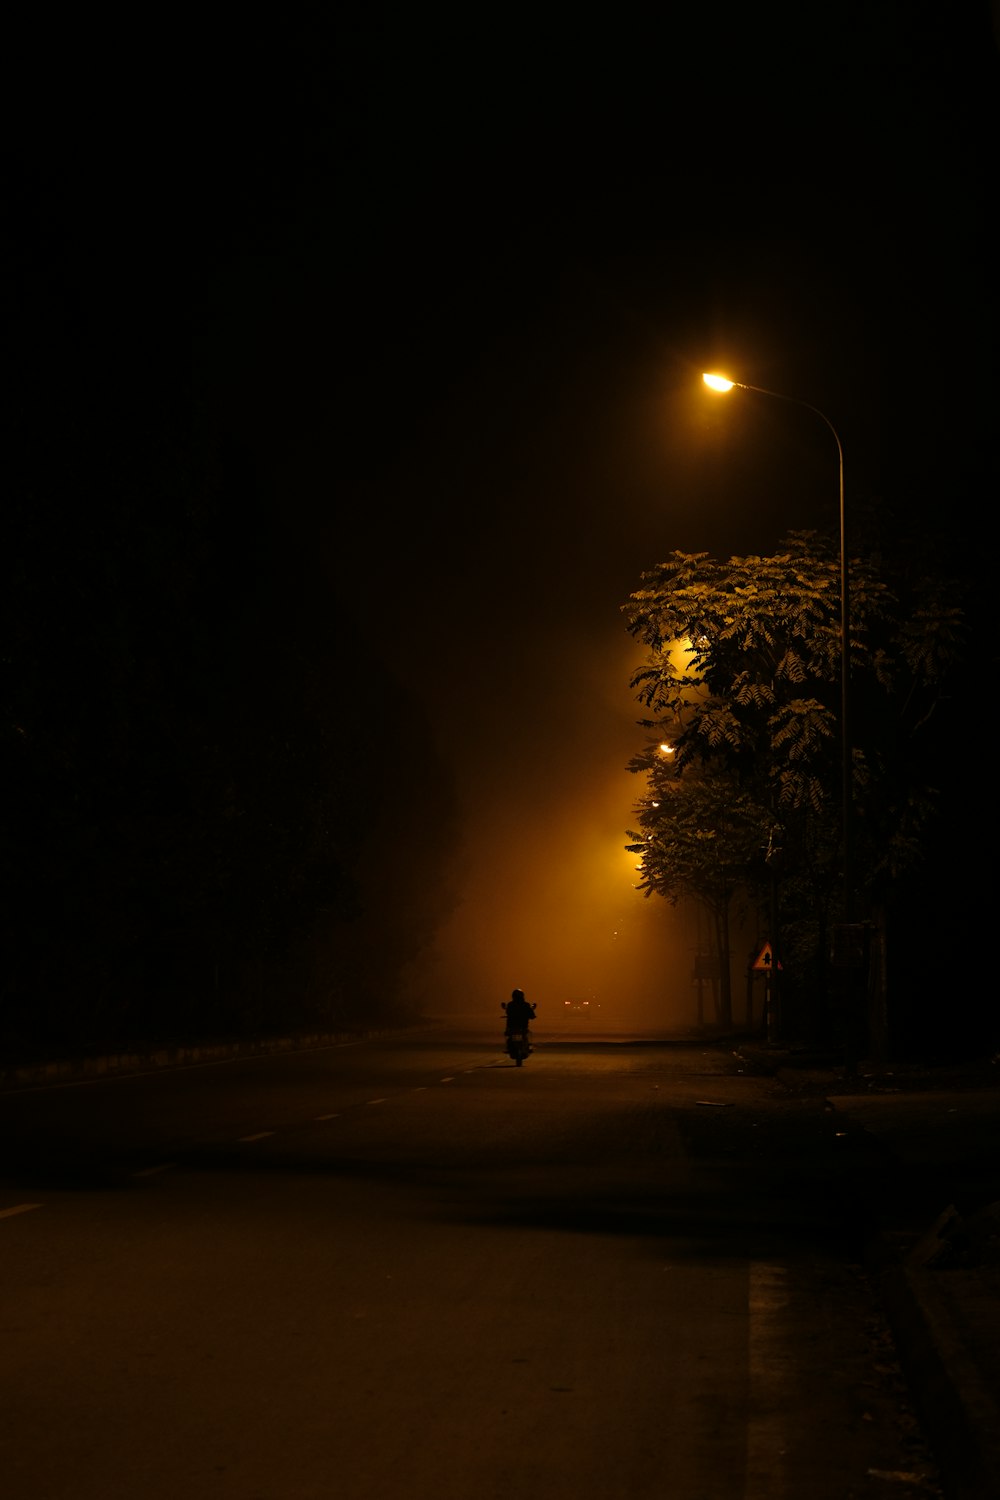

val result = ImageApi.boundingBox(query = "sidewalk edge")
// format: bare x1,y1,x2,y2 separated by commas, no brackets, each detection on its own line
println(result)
878,1259,1000,1500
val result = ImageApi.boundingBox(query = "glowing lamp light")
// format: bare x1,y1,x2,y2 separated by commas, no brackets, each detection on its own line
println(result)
702,373,735,392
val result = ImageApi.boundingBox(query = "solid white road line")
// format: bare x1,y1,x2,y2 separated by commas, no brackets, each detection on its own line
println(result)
745,1261,795,1499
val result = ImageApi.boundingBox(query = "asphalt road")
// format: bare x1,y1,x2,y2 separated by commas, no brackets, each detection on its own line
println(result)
0,1024,941,1499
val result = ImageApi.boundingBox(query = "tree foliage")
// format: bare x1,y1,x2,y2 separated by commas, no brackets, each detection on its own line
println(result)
623,528,966,1027
627,758,769,912
4,354,462,1055
627,757,772,1026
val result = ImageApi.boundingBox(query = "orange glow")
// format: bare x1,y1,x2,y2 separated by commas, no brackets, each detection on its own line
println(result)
413,759,694,1026
702,373,734,392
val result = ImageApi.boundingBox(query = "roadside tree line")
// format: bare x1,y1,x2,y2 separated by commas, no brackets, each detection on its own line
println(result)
623,525,965,1056
6,354,461,1059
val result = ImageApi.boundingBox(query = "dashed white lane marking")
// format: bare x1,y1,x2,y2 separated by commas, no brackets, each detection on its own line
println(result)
3,1073,467,1210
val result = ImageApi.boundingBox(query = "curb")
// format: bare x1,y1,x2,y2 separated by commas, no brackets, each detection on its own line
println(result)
878,1258,1000,1500
0,1021,437,1092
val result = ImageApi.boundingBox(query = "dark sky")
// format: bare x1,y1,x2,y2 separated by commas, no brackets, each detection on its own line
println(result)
7,9,999,1020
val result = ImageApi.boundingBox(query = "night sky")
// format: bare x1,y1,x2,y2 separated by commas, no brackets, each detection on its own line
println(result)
6,11,999,1030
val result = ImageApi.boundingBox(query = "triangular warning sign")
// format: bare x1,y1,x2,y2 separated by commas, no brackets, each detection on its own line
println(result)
752,942,782,971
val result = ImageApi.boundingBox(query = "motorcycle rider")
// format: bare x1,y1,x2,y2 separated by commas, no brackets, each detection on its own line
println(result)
503,987,536,1033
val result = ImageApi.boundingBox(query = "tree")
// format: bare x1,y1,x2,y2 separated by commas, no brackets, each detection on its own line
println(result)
627,754,772,1027
4,351,463,1055
623,529,965,1050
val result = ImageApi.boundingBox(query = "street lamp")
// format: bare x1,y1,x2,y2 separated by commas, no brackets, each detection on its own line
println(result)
701,372,852,922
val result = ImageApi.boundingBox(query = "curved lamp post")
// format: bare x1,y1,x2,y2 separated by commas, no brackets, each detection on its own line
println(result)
702,372,852,922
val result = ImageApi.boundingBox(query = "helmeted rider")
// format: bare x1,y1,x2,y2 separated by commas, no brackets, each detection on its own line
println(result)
503,987,536,1034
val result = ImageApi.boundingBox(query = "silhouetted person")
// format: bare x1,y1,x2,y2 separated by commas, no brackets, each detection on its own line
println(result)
502,987,536,1033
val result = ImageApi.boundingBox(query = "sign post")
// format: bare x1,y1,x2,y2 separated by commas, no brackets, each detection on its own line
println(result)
753,942,782,1043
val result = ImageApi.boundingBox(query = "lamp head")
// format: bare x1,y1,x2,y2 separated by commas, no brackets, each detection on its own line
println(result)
702,373,734,392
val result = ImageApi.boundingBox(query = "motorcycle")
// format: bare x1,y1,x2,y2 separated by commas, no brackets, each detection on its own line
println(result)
501,1001,533,1066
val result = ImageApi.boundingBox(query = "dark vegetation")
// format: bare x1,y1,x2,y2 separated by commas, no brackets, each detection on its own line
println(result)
624,514,991,1062
4,157,461,1060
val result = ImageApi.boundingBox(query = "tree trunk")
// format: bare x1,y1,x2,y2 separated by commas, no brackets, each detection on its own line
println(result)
714,902,733,1029
867,905,888,1062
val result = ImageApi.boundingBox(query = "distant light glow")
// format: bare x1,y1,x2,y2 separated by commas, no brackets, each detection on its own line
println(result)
658,742,675,756
702,373,734,392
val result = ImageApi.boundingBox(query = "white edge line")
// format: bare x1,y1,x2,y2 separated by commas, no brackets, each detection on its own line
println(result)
0,1203,42,1219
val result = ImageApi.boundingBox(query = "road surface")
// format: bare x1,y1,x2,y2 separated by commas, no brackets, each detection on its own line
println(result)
0,1023,940,1498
